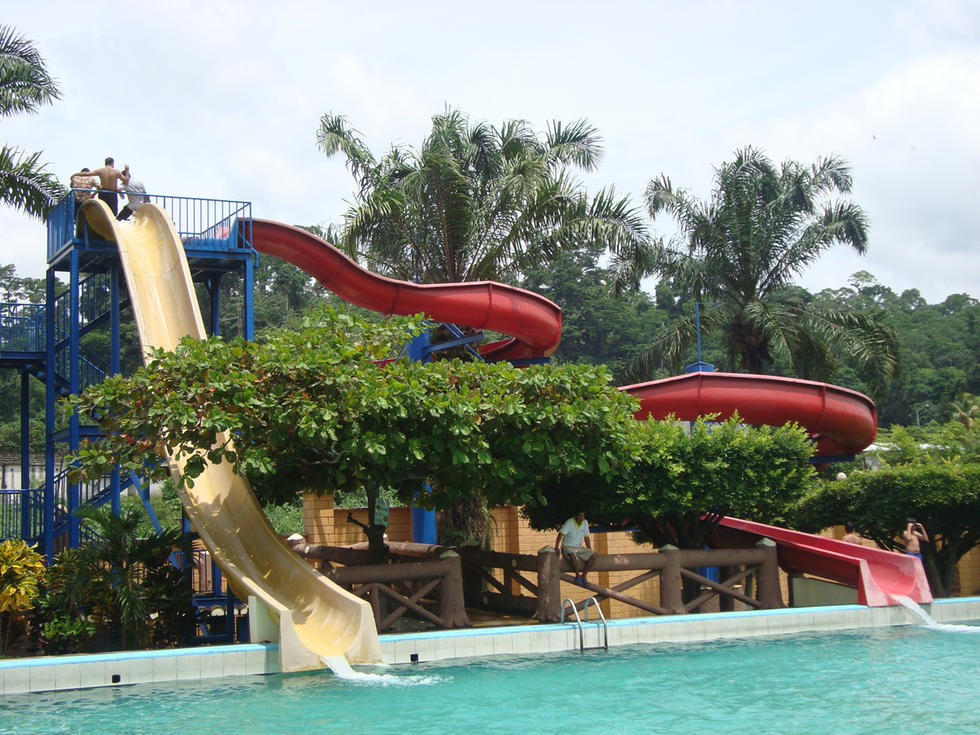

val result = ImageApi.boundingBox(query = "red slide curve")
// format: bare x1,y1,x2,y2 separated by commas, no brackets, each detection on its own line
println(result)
247,218,925,606
621,371,878,458
249,220,561,362
712,517,933,606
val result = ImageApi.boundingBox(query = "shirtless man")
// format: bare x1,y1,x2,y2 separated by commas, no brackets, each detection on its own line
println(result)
903,519,929,560
76,157,130,215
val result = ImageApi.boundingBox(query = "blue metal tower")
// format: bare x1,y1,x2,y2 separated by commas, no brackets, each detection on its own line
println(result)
0,192,257,564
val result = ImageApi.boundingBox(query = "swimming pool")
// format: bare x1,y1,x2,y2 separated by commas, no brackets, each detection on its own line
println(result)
2,623,976,734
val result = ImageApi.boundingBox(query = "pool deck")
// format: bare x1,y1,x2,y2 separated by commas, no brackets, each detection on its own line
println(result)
2,597,978,695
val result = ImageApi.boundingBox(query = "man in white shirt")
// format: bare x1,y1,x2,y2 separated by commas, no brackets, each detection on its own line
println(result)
554,510,597,586
117,176,148,221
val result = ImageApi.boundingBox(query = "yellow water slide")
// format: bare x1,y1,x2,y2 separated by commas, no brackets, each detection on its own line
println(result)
79,200,382,671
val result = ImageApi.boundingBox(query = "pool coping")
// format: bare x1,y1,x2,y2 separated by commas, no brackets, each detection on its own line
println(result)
2,596,978,695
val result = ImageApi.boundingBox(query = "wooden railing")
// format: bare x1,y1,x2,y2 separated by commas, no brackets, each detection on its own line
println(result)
466,539,781,622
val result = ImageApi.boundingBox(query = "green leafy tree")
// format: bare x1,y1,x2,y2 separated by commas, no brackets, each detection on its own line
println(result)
317,108,649,284
0,26,64,217
526,416,814,549
629,147,898,397
67,308,640,560
520,245,668,379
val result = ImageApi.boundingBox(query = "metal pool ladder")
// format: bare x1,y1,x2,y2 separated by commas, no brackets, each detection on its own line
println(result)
561,596,608,651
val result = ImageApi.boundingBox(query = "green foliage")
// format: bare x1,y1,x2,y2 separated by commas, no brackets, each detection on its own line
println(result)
792,462,980,597
525,416,815,549
263,496,304,535
39,615,95,655
35,505,196,651
67,307,639,518
0,539,45,656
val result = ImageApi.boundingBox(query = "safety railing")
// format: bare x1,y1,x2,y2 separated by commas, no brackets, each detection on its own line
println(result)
47,191,253,261
0,488,43,542
0,303,44,353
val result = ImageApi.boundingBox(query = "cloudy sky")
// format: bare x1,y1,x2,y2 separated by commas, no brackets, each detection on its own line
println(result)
3,0,978,303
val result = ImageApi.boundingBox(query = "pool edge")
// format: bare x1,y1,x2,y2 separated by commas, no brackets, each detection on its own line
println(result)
3,597,979,695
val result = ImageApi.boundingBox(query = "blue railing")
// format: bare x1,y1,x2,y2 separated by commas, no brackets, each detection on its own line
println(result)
47,191,253,261
0,487,43,542
0,303,44,353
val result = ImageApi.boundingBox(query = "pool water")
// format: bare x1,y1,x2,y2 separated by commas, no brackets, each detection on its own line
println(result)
2,624,977,734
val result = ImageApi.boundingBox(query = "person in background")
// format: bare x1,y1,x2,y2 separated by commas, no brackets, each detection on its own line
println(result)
903,519,929,560
555,510,597,586
842,521,862,545
117,175,148,221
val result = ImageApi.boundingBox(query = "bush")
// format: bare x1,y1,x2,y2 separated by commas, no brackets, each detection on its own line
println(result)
0,540,45,657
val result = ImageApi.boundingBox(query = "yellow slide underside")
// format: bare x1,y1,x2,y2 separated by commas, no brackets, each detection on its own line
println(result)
80,200,381,670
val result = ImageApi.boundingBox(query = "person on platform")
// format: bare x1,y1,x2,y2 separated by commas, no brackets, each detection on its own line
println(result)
69,167,99,236
117,175,148,221
555,510,596,586
75,157,130,215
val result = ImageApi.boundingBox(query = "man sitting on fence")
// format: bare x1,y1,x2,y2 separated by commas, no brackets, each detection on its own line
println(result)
555,510,597,586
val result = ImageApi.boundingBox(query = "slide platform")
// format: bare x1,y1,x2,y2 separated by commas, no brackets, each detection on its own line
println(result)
80,201,382,671
249,219,562,362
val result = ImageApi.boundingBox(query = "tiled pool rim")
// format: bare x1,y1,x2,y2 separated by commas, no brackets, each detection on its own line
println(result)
2,597,978,695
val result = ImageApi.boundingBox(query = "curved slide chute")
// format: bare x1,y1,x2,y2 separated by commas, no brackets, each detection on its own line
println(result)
249,219,562,362
712,517,933,606
621,371,878,458
80,200,382,671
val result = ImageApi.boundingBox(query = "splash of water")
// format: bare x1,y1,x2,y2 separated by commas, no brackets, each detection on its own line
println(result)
891,595,979,632
321,655,443,686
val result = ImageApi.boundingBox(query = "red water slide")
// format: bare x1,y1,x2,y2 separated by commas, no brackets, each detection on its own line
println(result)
249,220,562,362
712,517,933,605
248,218,926,605
621,371,878,458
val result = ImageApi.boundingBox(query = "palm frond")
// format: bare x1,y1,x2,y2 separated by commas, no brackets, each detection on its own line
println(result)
0,25,60,118
0,145,64,218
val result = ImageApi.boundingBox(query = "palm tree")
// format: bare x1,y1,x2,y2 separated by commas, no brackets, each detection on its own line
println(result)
0,25,64,217
625,146,898,396
950,393,979,430
317,108,649,284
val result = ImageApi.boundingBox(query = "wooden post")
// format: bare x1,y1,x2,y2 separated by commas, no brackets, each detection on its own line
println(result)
438,552,470,627
659,545,685,615
755,537,782,609
719,564,735,612
534,546,561,622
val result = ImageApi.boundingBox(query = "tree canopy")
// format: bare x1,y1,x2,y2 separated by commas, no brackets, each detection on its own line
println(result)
68,308,639,513
525,416,815,549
